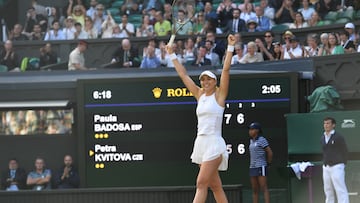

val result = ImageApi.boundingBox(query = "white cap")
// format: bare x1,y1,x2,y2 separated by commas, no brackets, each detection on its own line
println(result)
199,70,217,80
345,22,355,29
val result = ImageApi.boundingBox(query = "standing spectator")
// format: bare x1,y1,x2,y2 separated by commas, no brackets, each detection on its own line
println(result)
121,0,139,15
26,157,51,190
321,32,344,56
224,8,247,34
62,17,76,40
148,7,158,25
203,2,218,22
74,22,89,39
175,10,193,35
240,3,256,23
0,40,19,71
289,12,309,29
101,14,116,39
118,14,135,38
217,0,237,28
54,155,80,189
231,42,244,64
67,1,86,27
136,14,154,37
68,40,89,70
86,0,98,18
1,158,27,191
201,18,223,35
29,24,45,40
240,41,264,63
303,33,320,57
192,45,212,67
260,0,275,27
183,37,197,65
339,30,356,53
321,117,349,203
254,6,271,31
307,11,324,27
24,7,47,34
84,16,98,39
140,45,161,68
109,38,140,68
275,0,296,25
282,36,303,59
142,0,163,14
8,24,29,41
256,31,275,61
92,4,107,36
193,11,206,35
47,7,65,30
248,122,273,203
298,0,315,21
39,43,58,67
163,3,173,23
154,11,172,37
344,22,356,41
44,21,65,41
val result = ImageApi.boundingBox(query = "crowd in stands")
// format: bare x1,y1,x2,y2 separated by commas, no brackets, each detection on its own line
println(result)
1,0,360,70
1,155,79,191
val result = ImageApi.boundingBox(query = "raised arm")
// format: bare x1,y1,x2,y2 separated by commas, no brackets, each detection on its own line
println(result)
217,34,236,105
165,45,201,100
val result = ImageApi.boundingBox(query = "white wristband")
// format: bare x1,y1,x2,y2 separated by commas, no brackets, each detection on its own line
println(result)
169,53,177,60
227,45,235,52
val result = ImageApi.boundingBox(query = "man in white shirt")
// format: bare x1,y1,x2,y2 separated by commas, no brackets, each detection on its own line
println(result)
62,16,76,40
68,40,89,70
118,14,135,38
283,36,303,59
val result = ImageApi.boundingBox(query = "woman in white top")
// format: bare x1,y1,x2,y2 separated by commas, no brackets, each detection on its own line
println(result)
289,12,309,29
166,34,236,203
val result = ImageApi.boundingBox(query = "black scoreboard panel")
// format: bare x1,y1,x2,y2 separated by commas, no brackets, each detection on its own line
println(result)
77,72,298,188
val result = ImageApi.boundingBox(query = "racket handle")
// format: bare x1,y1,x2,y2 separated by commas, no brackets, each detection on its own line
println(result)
168,35,176,46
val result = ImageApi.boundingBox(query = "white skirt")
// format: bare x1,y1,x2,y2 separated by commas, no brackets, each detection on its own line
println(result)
190,135,229,171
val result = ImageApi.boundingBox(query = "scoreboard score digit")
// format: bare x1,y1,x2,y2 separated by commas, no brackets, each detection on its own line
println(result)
77,72,298,188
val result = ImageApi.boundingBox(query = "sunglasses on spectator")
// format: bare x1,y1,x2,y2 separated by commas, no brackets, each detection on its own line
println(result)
284,37,291,40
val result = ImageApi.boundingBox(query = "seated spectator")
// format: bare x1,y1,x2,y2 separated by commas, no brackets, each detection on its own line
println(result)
84,16,98,39
86,0,98,18
162,3,173,23
136,14,154,37
307,11,324,27
204,40,220,66
29,24,45,40
303,33,320,57
272,42,282,60
111,24,123,38
118,14,135,38
143,38,161,58
289,12,309,29
298,0,315,21
240,41,264,63
62,16,76,40
54,155,80,189
201,18,224,35
344,22,356,41
39,43,58,67
68,40,89,70
238,0,253,13
315,0,340,19
224,8,247,34
183,37,197,65
0,40,19,71
160,43,184,68
282,36,303,59
121,0,139,15
141,0,163,14
275,0,296,25
246,18,259,32
26,157,51,190
101,15,116,39
203,2,218,22
321,32,344,55
205,31,226,62
1,158,27,191
339,30,356,53
231,42,244,65
74,22,88,39
192,45,212,67
256,31,275,61
260,0,275,27
216,0,237,28
175,10,193,35
109,38,140,68
67,3,86,27
193,11,205,35
8,24,29,41
148,7,158,25
44,20,65,40
254,6,271,31
140,45,161,68
318,32,329,56
240,2,256,23
92,4,107,36
47,7,65,30
24,6,47,34
154,11,172,37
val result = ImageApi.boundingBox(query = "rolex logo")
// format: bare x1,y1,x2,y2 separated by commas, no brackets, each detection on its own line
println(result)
152,87,162,99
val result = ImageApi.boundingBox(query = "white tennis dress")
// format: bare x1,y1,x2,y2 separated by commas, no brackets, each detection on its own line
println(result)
190,92,228,171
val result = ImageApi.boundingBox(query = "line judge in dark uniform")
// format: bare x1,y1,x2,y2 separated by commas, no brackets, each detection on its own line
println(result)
107,38,140,68
321,117,349,203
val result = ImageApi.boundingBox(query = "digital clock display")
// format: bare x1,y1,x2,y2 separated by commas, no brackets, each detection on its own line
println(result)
77,72,298,188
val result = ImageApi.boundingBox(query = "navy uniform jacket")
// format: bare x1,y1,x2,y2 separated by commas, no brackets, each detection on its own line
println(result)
321,131,348,166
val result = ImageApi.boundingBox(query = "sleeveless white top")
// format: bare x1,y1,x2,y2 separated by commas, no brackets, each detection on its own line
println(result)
191,92,228,171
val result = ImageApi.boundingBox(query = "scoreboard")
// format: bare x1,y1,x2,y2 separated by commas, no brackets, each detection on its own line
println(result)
77,72,299,188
